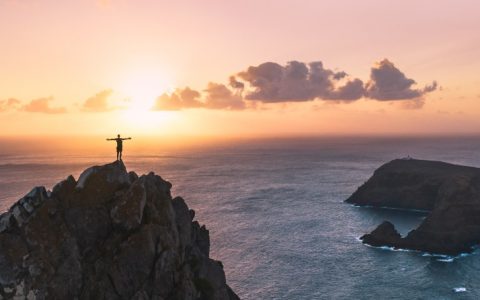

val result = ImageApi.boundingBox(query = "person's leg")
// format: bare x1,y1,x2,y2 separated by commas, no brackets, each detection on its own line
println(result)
116,150,119,160
119,150,122,160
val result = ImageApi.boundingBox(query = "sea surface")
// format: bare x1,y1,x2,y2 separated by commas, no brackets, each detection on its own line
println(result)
1,136,480,299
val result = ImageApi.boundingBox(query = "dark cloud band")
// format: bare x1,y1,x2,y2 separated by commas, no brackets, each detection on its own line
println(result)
365,59,437,101
151,58,436,111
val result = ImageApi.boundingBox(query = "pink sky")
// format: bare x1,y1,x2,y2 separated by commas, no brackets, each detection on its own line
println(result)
1,0,480,137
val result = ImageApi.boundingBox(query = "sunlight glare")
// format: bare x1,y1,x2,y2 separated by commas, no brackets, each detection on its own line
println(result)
120,110,180,134
114,69,179,132
119,70,173,111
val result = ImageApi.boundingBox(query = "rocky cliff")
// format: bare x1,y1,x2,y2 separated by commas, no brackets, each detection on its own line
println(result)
0,161,239,300
346,158,480,256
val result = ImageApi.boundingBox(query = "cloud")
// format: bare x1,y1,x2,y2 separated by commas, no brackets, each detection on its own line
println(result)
81,89,116,112
22,97,67,114
152,87,204,111
326,78,365,101
204,82,245,110
0,98,21,112
3,58,435,114
399,99,426,109
332,71,348,80
149,58,434,111
229,76,245,90
152,84,245,111
237,61,364,102
232,59,436,109
365,59,437,100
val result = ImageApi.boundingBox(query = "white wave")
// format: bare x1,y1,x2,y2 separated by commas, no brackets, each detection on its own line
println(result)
453,287,466,293
437,257,454,262
350,204,430,213
362,243,415,253
363,242,475,261
379,246,396,251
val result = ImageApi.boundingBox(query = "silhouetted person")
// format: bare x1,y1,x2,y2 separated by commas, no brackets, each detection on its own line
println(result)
106,134,132,160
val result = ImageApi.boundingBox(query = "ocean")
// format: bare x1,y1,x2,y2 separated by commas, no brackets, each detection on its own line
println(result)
1,136,480,299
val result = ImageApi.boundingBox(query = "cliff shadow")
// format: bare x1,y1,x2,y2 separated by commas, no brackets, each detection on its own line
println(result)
351,205,428,236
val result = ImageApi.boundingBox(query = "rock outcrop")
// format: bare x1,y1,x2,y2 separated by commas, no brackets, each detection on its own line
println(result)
0,161,239,300
347,158,480,256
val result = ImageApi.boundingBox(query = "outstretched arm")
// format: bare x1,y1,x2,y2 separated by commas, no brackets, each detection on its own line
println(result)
122,137,132,140
106,138,114,141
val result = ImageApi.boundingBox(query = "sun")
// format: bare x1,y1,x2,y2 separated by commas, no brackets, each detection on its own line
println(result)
118,69,173,112
113,69,179,132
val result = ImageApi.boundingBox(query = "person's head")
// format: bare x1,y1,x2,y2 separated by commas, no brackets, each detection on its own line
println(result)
117,134,120,138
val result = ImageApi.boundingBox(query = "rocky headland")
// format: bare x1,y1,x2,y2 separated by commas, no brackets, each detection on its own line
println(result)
0,161,239,299
346,158,480,256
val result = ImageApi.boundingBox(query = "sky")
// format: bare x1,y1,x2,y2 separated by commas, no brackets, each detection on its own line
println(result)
1,0,480,139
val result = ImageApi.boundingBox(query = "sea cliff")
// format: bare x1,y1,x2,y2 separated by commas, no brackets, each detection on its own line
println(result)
0,161,239,299
347,158,480,255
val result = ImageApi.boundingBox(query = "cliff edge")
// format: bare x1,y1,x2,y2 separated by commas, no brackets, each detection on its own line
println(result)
346,158,480,256
0,161,239,300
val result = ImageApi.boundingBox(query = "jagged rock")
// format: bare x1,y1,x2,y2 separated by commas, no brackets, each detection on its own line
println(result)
0,213,13,233
360,221,401,248
51,175,76,199
108,224,159,298
348,158,480,255
11,204,29,227
196,259,231,300
73,160,130,207
20,187,48,213
0,233,28,286
76,161,130,190
128,171,139,183
110,179,146,231
0,161,239,300
193,222,210,257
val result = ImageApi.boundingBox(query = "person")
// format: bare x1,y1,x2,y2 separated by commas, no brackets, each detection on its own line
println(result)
106,134,132,160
